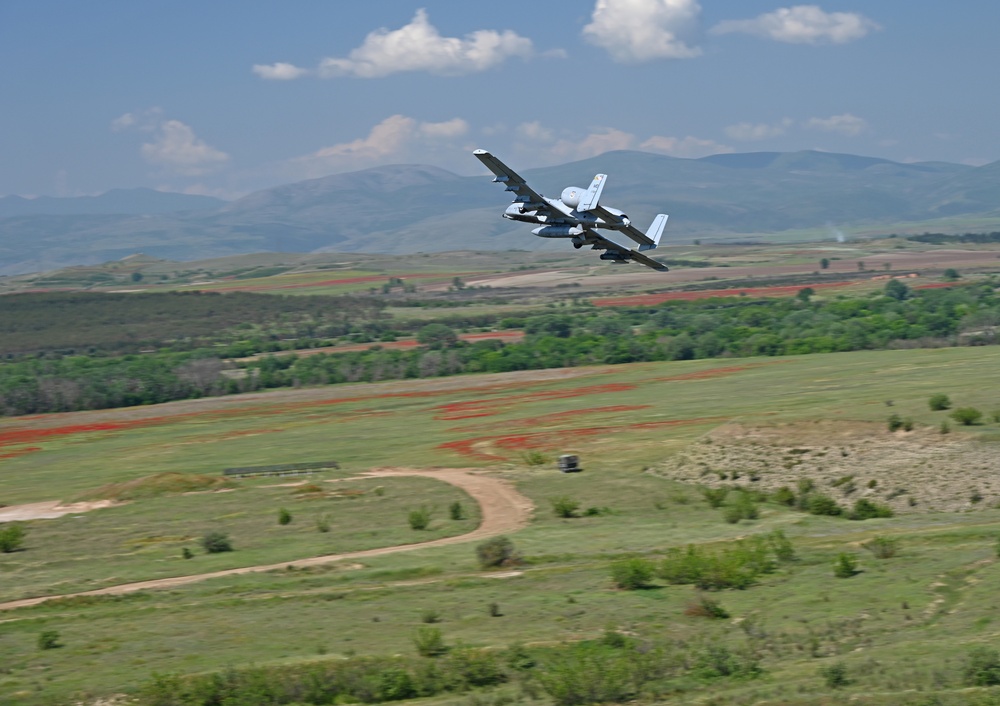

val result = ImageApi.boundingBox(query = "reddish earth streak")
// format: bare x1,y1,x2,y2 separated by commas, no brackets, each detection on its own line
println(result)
593,280,860,307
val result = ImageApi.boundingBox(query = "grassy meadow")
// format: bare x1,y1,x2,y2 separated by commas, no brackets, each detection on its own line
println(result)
2,347,1000,703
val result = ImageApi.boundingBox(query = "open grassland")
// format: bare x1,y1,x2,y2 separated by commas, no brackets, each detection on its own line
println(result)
2,347,1000,703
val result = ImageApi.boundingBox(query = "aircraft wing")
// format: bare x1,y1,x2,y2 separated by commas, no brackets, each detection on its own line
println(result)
473,149,563,218
590,205,657,247
590,232,669,272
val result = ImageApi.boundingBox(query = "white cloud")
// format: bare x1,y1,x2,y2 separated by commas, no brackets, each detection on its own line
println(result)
640,135,734,157
517,121,554,142
111,113,136,132
583,0,702,63
310,9,532,78
252,62,310,80
140,120,230,176
110,107,162,133
287,114,470,177
419,118,469,138
711,5,879,45
550,128,637,161
724,118,793,141
804,113,868,136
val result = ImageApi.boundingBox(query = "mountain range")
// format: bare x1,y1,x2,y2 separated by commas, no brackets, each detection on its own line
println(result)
2,150,999,275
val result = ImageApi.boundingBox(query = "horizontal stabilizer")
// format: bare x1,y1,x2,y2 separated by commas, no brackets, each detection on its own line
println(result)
578,174,606,212
637,214,669,252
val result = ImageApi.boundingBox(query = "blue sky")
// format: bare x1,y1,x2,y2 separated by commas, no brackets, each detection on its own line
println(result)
2,0,998,199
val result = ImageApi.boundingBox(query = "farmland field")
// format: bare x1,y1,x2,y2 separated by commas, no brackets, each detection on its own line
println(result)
3,346,1000,704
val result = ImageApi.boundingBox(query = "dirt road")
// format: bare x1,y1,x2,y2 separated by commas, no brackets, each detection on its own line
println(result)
0,468,533,611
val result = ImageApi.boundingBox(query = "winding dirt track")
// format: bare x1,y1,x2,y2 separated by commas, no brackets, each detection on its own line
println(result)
0,468,533,612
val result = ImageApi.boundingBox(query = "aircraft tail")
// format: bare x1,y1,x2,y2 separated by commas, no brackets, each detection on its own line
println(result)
578,174,607,212
637,214,669,252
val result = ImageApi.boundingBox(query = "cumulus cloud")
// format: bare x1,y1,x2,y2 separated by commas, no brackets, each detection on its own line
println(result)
724,118,793,141
262,9,531,79
113,109,229,176
252,62,311,80
804,113,868,136
711,5,879,44
640,135,733,157
583,0,702,63
517,121,554,142
287,114,470,177
419,118,469,138
140,120,230,175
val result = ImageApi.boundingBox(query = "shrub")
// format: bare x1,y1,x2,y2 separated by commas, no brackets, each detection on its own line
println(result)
421,609,441,624
449,501,464,520
929,393,951,411
181,547,194,559
476,536,517,568
849,498,894,520
722,505,743,524
701,487,728,508
963,647,1000,686
902,417,914,431
413,626,447,657
991,409,1000,424
659,537,779,591
316,514,331,533
408,507,432,530
522,450,549,466
0,523,26,553
767,529,797,563
551,496,581,518
610,558,655,590
488,602,502,617
534,643,638,706
887,413,903,432
277,508,292,525
833,553,859,578
773,486,795,506
733,492,759,520
807,494,843,516
38,630,62,650
951,407,983,426
863,536,900,559
684,593,729,619
200,531,233,553
820,661,850,688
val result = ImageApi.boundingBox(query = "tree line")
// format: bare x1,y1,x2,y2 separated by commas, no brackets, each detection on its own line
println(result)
1,280,997,416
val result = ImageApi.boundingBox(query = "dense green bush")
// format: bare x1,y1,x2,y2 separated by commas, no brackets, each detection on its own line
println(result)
475,536,517,569
849,499,894,520
951,407,983,425
806,494,843,516
963,647,1000,686
408,507,432,531
200,531,232,554
929,393,952,411
413,627,447,657
863,536,900,559
659,535,786,590
277,508,292,525
551,496,581,518
833,553,859,578
610,558,655,590
0,523,26,553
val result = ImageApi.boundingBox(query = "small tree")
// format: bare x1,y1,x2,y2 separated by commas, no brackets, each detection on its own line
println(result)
820,258,830,270
701,487,728,508
408,507,432,530
884,279,910,301
413,627,447,657
449,501,464,520
417,323,458,349
476,536,517,568
277,508,292,525
863,536,900,559
887,413,903,432
38,630,62,650
773,486,795,506
820,661,850,688
551,496,580,518
833,553,859,578
0,523,26,553
201,531,233,553
929,393,951,411
951,407,983,426
943,268,960,281
610,558,655,590
797,287,815,302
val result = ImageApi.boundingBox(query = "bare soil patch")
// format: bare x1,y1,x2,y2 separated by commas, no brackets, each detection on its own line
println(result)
656,420,1000,513
0,500,118,522
0,467,533,611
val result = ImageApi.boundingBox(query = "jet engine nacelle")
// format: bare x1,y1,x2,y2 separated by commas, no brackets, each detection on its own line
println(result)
560,186,586,209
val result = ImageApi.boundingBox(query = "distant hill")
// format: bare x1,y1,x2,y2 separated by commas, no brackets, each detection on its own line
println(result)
0,188,226,218
2,151,999,274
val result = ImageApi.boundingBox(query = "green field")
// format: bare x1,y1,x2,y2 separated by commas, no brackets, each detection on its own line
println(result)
3,347,1000,704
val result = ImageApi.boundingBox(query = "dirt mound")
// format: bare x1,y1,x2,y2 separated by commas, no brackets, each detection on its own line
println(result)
657,420,1000,513
77,472,234,502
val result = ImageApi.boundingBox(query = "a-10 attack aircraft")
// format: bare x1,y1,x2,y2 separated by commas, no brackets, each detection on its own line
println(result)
474,149,669,271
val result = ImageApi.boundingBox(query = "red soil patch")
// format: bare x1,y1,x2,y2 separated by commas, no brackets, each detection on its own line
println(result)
0,419,180,450
593,280,859,307
431,383,638,420
0,446,42,460
438,416,727,461
453,405,651,432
